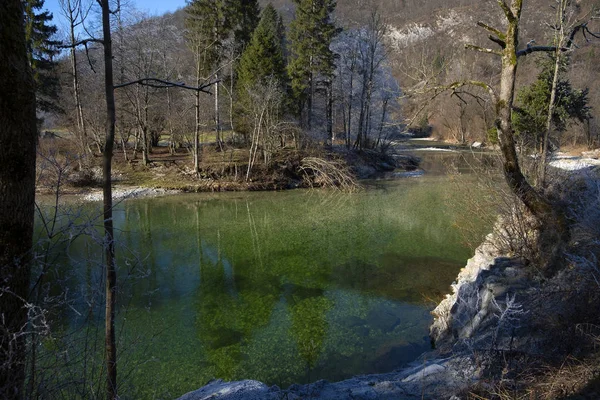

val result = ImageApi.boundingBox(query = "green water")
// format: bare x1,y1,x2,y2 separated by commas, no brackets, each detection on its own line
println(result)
35,154,494,399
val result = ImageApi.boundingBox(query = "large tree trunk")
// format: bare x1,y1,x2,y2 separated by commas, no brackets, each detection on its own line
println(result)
99,1,118,399
0,1,38,399
496,2,555,222
492,1,569,275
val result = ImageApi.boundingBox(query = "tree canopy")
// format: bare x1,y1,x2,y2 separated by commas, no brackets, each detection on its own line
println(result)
287,0,338,123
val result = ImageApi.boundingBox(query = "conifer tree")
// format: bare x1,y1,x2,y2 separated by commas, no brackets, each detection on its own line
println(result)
231,0,261,53
237,4,287,90
186,0,234,150
513,56,591,153
23,0,60,116
288,0,338,130
235,4,287,135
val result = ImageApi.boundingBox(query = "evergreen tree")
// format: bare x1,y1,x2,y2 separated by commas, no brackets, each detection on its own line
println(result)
23,0,60,116
513,56,591,151
185,0,232,77
230,0,261,53
186,0,236,149
237,4,287,90
235,4,287,135
287,0,338,129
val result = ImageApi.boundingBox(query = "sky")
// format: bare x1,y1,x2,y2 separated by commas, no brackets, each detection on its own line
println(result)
44,0,187,30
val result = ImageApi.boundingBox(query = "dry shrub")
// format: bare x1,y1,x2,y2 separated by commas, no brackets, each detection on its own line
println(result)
299,157,360,191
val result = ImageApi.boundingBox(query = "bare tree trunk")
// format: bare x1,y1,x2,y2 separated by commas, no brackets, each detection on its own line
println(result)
327,77,333,144
0,2,38,398
376,97,388,148
539,0,567,187
307,70,314,131
99,1,117,398
214,73,222,150
70,29,88,161
346,58,355,148
194,50,201,176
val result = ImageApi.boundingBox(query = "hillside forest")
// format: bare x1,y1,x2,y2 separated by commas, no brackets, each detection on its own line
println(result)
32,0,599,190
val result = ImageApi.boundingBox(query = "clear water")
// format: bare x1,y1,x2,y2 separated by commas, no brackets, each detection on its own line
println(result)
35,153,494,399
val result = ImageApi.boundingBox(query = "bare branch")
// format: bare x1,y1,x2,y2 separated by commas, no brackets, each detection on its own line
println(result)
516,44,566,56
113,78,216,94
477,21,506,40
489,35,507,48
83,42,96,73
498,0,516,22
57,37,103,48
465,44,503,56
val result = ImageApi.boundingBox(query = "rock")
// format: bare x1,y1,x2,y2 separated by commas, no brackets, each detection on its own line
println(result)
177,379,270,400
471,141,483,148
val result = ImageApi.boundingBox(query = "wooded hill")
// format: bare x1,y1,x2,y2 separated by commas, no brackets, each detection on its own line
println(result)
49,0,598,158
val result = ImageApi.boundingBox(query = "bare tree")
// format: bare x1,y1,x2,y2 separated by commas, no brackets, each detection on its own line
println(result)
538,0,596,185
97,0,118,397
59,0,92,164
355,11,388,149
0,1,38,399
244,79,284,181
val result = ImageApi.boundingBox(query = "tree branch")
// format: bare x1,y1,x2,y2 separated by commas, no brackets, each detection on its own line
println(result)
489,35,507,48
516,44,566,56
498,0,516,22
57,37,103,48
114,78,217,94
465,44,503,56
477,21,506,40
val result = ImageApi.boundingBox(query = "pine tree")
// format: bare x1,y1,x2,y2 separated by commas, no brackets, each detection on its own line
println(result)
230,0,260,53
237,4,287,90
23,0,60,116
235,4,287,135
513,56,591,152
287,0,338,129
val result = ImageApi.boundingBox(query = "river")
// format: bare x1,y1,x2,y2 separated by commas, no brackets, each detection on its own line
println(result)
34,150,498,399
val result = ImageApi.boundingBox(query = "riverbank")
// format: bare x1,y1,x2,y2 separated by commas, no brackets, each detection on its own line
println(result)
35,137,420,200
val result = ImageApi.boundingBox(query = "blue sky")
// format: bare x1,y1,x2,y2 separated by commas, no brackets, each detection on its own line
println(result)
44,0,187,29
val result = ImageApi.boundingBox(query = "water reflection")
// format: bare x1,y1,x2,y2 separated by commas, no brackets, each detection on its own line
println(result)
37,161,493,398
